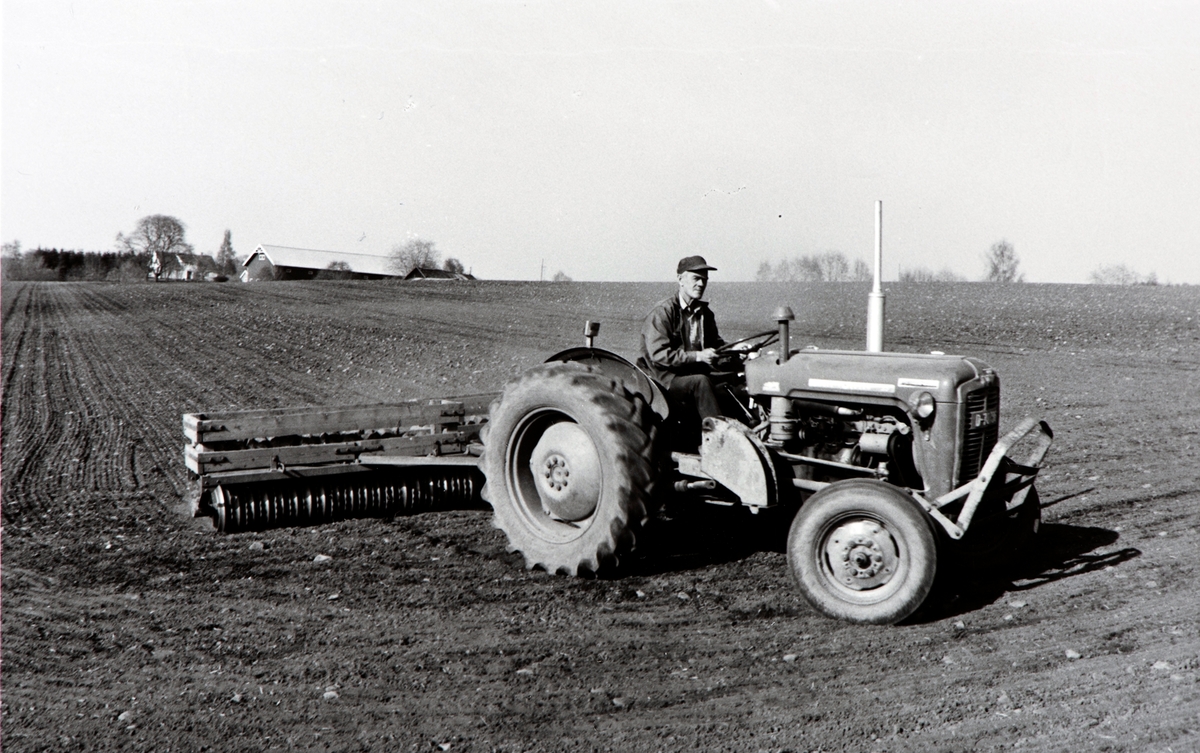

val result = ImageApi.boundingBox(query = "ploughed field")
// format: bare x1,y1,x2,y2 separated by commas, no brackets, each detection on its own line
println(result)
2,279,1198,752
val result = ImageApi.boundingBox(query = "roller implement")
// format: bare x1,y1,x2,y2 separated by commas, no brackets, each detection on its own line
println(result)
185,291,1051,625
184,397,491,531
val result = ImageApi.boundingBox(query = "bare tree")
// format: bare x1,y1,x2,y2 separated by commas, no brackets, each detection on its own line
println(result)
983,240,1023,283
851,258,873,282
118,215,192,260
2,240,23,280
443,257,465,274
215,229,237,276
117,215,193,281
388,238,440,276
815,252,849,282
551,270,572,282
793,256,823,281
772,256,817,282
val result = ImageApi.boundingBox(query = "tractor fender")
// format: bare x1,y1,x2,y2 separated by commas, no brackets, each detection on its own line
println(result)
545,347,670,421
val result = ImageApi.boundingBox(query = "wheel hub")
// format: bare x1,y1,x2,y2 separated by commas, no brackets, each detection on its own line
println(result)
542,454,570,492
825,520,899,591
528,422,601,522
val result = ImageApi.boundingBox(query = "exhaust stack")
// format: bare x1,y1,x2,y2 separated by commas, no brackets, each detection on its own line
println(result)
774,306,795,364
866,200,886,352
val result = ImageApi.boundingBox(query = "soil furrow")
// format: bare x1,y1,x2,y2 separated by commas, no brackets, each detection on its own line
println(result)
3,280,1198,752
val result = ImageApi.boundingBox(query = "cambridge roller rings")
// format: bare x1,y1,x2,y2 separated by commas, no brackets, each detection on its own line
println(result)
201,467,483,533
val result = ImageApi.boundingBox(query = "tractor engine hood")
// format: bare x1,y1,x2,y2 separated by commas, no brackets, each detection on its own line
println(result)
744,349,996,406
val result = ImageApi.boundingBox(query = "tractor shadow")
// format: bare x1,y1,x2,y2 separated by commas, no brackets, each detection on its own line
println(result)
907,523,1141,624
622,502,795,577
620,506,1141,629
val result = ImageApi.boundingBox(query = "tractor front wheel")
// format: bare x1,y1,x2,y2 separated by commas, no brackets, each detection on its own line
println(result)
482,363,657,576
787,479,937,625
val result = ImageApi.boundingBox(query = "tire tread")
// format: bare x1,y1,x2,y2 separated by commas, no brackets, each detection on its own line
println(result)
481,362,657,575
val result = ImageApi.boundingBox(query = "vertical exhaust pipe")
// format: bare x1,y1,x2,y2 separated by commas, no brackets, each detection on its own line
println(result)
773,306,794,364
769,306,797,447
866,200,886,352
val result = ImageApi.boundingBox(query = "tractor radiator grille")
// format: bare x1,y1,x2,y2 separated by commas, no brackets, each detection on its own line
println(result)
959,385,1000,486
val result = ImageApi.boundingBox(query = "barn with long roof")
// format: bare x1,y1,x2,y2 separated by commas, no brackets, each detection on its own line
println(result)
240,245,399,281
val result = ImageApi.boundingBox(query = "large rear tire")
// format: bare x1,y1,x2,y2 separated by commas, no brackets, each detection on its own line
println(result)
787,479,938,625
481,363,657,575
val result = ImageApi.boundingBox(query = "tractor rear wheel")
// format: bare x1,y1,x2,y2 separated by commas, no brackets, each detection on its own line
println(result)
787,479,937,625
482,363,657,576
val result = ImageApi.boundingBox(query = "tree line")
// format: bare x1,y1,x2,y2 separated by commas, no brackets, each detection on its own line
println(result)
755,251,874,282
755,240,1173,285
1,242,151,282
755,242,1019,284
2,215,478,283
5,220,1168,285
3,215,242,282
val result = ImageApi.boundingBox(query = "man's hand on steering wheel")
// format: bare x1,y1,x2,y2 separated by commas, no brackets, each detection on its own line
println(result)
716,330,779,357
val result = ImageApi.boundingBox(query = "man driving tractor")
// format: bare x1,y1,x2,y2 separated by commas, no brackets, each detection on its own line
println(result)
638,255,728,422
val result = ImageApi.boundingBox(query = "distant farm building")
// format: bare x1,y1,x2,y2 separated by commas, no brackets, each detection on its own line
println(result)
153,252,222,281
240,245,398,282
403,267,476,281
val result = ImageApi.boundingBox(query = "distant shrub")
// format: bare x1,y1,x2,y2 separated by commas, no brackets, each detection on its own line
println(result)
315,261,354,280
899,267,965,282
106,256,153,282
1088,264,1158,286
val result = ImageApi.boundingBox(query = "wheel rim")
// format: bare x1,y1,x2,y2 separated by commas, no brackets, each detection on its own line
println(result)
815,514,907,604
505,409,602,542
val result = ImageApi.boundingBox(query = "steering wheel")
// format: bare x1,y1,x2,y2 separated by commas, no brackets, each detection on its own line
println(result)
716,329,778,356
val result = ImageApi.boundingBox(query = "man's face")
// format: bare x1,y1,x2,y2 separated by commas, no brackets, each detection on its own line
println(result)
678,270,708,303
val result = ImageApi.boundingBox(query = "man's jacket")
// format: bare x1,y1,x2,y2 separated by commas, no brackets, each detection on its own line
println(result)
638,295,724,386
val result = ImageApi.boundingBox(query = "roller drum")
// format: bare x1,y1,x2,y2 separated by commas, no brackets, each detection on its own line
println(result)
203,468,483,533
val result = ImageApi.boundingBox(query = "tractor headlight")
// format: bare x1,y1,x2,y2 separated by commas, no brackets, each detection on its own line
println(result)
911,391,936,420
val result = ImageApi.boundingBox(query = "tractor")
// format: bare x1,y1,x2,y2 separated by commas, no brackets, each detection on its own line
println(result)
184,299,1050,625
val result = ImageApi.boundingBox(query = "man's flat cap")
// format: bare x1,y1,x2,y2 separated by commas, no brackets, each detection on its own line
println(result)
677,255,717,274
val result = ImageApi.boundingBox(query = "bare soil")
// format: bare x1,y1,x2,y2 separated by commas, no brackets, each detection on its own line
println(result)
3,279,1198,752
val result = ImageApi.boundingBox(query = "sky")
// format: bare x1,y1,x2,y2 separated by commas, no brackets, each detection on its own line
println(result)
4,1,1199,283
